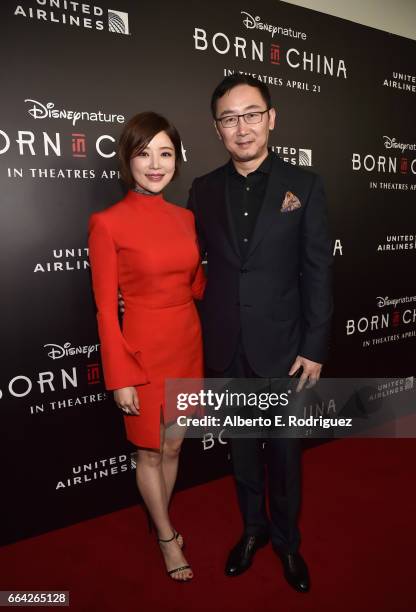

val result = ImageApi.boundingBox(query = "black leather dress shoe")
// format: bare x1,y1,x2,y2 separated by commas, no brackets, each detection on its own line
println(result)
225,533,269,576
275,550,310,592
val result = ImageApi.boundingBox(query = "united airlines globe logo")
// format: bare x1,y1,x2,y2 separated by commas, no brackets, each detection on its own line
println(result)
298,148,312,166
108,10,129,35
13,3,131,36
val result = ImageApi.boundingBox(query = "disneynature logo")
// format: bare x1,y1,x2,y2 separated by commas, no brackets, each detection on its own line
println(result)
241,10,307,40
25,98,125,127
377,296,416,308
383,136,416,154
44,342,100,360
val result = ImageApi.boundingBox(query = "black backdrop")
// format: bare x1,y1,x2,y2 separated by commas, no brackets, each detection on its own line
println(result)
1,0,415,545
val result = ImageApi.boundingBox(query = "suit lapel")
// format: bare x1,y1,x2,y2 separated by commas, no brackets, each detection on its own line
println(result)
244,154,289,261
209,164,240,259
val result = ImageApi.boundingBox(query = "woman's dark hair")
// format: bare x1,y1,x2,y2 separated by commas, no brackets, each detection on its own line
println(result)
210,74,272,118
118,112,182,188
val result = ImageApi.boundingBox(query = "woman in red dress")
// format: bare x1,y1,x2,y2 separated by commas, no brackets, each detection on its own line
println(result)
88,113,205,582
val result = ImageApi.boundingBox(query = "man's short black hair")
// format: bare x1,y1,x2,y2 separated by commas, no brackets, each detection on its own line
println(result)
210,74,272,118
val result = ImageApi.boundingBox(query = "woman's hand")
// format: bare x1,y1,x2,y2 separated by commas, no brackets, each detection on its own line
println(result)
114,387,140,415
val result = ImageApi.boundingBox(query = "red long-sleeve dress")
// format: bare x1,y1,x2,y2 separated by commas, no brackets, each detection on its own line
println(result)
88,190,206,449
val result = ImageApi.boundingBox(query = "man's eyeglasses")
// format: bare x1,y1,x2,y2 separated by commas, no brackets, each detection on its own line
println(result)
215,109,270,129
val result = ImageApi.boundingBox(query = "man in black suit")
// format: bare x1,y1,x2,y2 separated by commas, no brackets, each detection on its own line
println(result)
188,74,333,593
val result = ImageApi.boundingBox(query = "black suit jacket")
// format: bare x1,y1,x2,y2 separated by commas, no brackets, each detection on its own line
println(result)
188,152,333,377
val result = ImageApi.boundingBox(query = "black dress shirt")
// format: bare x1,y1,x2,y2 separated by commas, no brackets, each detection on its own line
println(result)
227,152,272,258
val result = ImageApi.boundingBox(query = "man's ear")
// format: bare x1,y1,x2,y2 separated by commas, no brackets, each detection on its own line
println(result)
268,107,276,131
214,120,222,140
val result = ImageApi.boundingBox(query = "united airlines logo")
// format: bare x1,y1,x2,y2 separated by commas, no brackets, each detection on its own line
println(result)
14,2,130,36
108,10,129,34
270,145,312,167
298,148,312,166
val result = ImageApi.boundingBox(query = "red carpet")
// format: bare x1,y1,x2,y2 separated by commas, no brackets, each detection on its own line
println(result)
1,438,415,612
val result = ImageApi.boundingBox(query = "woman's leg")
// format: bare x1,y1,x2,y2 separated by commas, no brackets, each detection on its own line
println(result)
159,422,186,549
161,422,185,502
135,424,192,580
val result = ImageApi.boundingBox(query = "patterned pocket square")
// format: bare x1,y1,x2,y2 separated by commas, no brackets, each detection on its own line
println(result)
280,191,301,212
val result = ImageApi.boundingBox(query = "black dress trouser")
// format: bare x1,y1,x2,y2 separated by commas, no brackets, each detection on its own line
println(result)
207,336,301,554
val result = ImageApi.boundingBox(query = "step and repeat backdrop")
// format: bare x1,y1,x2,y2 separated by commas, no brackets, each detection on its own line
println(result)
1,0,415,545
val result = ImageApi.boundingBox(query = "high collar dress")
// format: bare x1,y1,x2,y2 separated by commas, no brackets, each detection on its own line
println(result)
88,190,206,449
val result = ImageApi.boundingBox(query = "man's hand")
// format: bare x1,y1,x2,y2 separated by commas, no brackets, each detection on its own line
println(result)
118,290,125,315
114,386,140,415
288,355,322,392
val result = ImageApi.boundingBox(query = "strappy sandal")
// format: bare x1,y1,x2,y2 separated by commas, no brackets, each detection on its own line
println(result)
158,533,193,581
